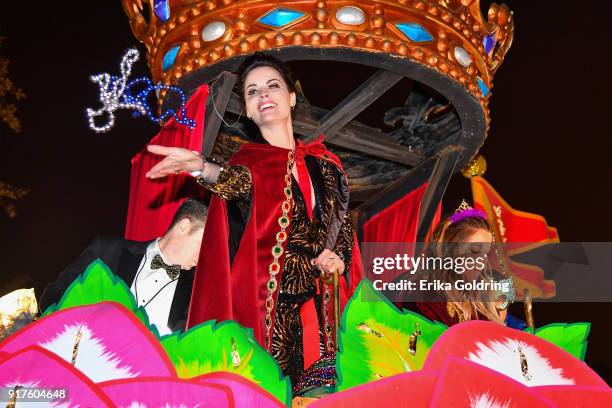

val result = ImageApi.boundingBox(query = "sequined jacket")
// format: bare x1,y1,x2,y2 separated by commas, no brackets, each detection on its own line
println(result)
203,154,355,294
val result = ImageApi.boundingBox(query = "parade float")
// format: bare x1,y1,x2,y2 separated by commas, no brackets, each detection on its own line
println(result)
1,0,610,406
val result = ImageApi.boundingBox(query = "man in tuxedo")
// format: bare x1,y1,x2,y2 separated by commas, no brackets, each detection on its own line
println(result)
40,198,207,335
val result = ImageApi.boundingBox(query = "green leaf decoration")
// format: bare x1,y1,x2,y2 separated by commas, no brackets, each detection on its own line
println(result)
525,322,591,361
160,320,291,406
41,259,152,330
337,279,447,391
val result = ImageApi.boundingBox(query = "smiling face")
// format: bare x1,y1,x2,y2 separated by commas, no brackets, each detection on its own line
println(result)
243,66,296,127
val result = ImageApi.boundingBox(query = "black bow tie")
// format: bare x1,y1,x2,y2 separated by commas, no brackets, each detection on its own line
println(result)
150,254,181,280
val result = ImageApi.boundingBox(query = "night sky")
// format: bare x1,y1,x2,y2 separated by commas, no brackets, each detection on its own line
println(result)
1,1,611,381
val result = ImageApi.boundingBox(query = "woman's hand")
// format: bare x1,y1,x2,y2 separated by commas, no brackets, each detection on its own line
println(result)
145,145,203,179
498,308,508,322
311,249,345,276
496,296,509,323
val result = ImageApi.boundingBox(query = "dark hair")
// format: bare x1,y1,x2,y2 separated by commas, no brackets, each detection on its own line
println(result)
237,53,296,99
168,198,208,231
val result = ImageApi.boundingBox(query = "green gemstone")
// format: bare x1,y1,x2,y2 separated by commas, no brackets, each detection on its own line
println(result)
272,245,283,256
267,279,277,291
279,216,289,227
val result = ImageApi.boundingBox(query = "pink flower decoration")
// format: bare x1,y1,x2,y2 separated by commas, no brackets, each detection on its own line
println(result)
0,346,114,406
424,321,608,388
0,302,175,382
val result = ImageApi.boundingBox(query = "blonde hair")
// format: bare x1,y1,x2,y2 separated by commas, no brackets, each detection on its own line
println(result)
425,216,503,324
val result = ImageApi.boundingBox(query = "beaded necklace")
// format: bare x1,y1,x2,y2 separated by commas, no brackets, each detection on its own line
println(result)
264,149,336,353
265,150,295,351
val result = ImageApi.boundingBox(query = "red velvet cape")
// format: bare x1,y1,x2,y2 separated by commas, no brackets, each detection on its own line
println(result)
186,137,363,350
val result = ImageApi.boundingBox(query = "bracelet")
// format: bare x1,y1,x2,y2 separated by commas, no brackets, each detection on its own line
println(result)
189,151,205,177
190,161,206,178
194,163,225,185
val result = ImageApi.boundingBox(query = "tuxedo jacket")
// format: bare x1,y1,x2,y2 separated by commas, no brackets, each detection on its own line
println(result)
39,236,195,332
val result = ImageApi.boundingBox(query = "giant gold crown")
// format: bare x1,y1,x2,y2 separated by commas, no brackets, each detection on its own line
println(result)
123,0,513,119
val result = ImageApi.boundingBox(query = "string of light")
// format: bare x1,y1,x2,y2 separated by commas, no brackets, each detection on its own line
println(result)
86,48,195,133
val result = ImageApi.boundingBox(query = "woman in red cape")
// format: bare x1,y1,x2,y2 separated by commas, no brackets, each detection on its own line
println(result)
146,54,363,391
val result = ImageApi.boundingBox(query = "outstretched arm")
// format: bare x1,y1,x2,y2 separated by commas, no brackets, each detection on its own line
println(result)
196,165,252,201
146,145,211,179
145,145,252,200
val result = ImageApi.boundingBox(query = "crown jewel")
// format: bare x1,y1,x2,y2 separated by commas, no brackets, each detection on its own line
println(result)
450,199,488,224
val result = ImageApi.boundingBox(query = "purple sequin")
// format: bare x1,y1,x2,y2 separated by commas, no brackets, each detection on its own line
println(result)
450,208,488,224
293,353,336,395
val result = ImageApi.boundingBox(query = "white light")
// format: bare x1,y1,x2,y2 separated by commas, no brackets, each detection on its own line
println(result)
86,49,143,133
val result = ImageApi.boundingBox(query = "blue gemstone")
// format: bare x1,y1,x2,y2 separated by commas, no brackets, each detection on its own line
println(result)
477,78,489,97
154,0,170,22
258,8,306,28
162,45,180,71
395,22,433,42
483,34,496,54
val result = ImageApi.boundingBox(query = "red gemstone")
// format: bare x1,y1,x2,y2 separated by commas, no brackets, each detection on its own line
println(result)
269,261,280,274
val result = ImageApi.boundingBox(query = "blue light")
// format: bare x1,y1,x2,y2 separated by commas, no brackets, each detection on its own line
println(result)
395,22,433,42
162,45,180,71
123,77,196,129
477,78,489,97
258,8,306,28
154,0,171,22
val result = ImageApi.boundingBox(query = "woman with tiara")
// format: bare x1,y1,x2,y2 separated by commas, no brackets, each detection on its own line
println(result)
414,201,522,328
146,53,363,390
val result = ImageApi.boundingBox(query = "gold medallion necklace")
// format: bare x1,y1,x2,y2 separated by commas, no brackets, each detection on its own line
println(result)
264,149,294,351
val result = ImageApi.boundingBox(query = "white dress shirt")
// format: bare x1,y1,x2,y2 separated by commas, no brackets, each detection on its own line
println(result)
129,239,179,336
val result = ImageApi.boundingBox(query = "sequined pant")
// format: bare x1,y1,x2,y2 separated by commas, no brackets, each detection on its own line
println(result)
271,293,323,386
